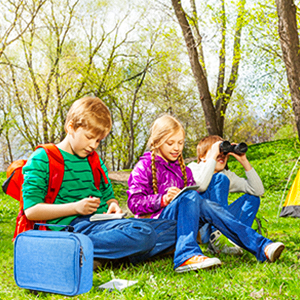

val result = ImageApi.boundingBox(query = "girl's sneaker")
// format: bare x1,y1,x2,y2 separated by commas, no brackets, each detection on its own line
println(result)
175,255,221,273
264,242,285,262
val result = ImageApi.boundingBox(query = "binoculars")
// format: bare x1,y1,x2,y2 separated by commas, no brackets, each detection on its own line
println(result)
219,141,248,155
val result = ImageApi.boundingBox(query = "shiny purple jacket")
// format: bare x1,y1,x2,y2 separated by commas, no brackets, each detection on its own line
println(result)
127,152,195,218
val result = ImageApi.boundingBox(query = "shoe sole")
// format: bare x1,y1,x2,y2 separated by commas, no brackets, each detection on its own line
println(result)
175,259,222,273
270,244,285,262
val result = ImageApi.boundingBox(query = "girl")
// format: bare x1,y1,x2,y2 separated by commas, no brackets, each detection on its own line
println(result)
188,136,263,253
127,114,284,273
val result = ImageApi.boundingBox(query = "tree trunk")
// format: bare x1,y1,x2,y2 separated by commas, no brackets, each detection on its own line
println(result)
216,0,244,135
189,0,207,77
171,0,220,136
5,128,13,163
276,0,300,139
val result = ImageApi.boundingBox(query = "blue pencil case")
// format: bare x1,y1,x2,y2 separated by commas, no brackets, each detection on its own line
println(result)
14,223,94,296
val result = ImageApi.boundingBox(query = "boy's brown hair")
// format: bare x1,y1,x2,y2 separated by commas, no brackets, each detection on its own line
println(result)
65,96,112,138
197,135,224,163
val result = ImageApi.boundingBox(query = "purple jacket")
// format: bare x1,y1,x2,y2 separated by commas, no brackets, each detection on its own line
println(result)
127,152,195,218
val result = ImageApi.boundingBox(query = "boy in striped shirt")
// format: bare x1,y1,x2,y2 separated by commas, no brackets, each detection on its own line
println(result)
22,96,176,265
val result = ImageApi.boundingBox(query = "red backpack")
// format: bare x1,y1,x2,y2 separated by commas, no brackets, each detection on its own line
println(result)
2,143,108,241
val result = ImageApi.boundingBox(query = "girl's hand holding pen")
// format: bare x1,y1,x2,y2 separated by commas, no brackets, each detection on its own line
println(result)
164,187,181,205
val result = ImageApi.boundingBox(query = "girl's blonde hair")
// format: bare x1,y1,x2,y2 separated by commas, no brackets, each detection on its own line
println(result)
65,96,112,138
197,135,224,163
147,114,187,194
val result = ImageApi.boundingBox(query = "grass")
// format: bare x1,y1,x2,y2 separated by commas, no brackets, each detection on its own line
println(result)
1,138,300,299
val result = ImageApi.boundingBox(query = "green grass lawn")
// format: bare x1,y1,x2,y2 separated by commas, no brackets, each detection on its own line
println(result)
1,138,300,299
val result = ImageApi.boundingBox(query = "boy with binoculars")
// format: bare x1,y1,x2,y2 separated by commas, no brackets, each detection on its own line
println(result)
188,135,264,255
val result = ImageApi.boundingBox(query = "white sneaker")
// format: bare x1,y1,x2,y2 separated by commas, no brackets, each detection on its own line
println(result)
175,255,222,273
208,230,243,256
264,242,285,262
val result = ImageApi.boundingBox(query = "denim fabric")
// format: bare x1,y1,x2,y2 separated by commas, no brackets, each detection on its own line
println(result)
70,216,177,263
159,191,204,268
159,190,271,268
199,172,260,243
129,218,177,264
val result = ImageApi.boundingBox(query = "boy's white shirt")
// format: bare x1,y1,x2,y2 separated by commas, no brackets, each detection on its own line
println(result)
188,158,264,196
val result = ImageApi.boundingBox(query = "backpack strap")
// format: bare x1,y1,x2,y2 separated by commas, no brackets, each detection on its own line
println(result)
35,144,64,204
12,144,64,241
88,151,108,190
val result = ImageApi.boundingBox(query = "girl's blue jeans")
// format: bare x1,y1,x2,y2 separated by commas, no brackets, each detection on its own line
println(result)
159,190,271,269
70,216,177,264
71,188,269,269
198,172,261,244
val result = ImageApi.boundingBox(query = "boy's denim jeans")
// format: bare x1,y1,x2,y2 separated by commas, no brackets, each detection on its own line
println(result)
199,172,261,243
159,190,271,269
70,216,177,263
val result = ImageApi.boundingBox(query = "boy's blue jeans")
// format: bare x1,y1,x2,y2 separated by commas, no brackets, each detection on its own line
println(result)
70,217,177,264
198,172,261,243
159,190,271,269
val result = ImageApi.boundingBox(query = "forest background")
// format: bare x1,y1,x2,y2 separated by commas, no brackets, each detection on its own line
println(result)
0,0,299,172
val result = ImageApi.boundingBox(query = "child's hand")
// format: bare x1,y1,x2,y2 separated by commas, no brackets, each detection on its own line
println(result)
164,187,181,204
75,197,100,215
106,202,123,214
229,151,252,171
205,141,222,161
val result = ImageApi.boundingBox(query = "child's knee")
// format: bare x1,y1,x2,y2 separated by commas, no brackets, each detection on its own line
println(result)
242,194,261,210
250,195,261,210
179,190,201,204
132,222,157,252
173,190,201,214
212,172,229,186
185,190,200,198
198,197,221,215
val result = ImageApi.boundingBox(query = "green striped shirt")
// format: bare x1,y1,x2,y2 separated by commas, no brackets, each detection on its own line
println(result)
23,147,114,228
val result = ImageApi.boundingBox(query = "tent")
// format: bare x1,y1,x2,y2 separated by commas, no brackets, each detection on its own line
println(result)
280,168,300,218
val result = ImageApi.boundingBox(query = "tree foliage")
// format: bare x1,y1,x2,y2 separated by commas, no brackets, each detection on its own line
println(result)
0,0,299,170
170,0,246,137
0,0,199,169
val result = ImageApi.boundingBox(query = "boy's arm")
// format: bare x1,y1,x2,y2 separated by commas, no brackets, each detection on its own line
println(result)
188,159,216,192
224,168,264,196
227,152,264,195
230,152,252,171
186,166,196,186
25,197,101,220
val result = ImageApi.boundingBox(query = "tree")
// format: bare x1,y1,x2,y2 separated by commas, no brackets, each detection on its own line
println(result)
0,0,45,59
3,0,151,151
170,0,246,137
0,0,46,150
275,0,300,140
4,0,82,147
